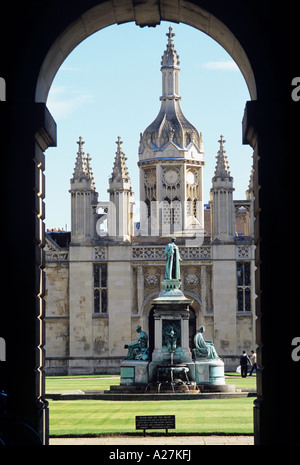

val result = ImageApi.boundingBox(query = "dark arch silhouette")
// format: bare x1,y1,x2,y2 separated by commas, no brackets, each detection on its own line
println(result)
1,0,300,445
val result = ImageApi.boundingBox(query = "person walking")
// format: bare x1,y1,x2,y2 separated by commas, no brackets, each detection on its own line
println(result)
249,350,258,375
240,351,251,378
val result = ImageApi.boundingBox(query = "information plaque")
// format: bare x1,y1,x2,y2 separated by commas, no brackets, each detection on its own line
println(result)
135,415,175,435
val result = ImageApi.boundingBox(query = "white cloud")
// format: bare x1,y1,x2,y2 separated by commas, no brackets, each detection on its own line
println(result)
47,85,93,119
202,60,239,71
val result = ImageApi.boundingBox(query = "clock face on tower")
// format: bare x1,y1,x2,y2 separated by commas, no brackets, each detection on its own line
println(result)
163,168,179,185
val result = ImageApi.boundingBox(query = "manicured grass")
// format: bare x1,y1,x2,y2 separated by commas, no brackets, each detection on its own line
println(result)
224,373,257,390
49,398,254,436
46,375,120,392
47,374,256,436
46,373,256,392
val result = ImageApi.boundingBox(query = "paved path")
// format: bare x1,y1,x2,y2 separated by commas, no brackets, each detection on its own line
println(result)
50,435,254,445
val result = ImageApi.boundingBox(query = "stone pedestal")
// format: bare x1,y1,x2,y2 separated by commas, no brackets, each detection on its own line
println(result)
194,358,225,385
120,360,149,386
118,276,225,392
148,279,194,383
150,304,192,364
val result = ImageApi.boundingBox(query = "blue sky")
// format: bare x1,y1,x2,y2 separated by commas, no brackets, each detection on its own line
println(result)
45,21,253,230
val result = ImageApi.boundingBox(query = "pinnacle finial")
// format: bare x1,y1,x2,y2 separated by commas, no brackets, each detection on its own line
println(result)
110,137,130,183
166,26,175,45
213,134,231,179
71,136,89,183
161,26,180,69
116,136,123,150
218,135,226,148
77,136,85,149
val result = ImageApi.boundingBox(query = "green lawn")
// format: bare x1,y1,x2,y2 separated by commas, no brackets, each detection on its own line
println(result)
49,398,254,436
224,373,256,390
47,374,256,437
46,375,120,392
46,373,256,392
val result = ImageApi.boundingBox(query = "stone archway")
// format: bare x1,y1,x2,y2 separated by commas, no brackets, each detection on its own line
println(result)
2,0,300,446
35,2,256,103
148,305,197,356
142,289,202,359
34,3,260,443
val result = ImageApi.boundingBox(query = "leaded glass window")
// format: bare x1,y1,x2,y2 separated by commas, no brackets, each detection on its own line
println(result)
94,263,107,314
237,262,251,312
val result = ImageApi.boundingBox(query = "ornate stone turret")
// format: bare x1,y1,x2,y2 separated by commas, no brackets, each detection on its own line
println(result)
109,137,131,187
139,26,202,153
107,137,135,241
71,136,88,181
138,27,204,236
210,136,235,241
213,135,232,181
70,137,98,243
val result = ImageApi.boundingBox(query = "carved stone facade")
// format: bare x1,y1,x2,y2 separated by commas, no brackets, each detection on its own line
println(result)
44,27,256,375
45,238,255,374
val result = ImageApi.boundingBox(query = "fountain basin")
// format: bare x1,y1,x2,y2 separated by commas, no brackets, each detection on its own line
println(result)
156,364,189,382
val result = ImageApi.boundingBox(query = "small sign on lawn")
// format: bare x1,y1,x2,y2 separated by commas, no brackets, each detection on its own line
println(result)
135,415,175,436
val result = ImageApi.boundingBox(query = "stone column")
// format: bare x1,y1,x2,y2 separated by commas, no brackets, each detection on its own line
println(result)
0,103,56,445
151,311,163,361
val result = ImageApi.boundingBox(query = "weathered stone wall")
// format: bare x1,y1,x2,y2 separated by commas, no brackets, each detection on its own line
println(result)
45,262,69,358
45,242,255,374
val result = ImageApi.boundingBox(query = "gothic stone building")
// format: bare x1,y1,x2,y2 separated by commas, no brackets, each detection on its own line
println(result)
45,28,255,375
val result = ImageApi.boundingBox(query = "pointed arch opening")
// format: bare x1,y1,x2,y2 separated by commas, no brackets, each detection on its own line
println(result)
33,0,260,445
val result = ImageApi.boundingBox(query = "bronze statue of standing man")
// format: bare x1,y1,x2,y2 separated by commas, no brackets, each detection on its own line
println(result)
164,237,182,281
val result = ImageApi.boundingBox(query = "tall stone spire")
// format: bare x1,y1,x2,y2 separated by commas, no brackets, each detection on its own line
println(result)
213,135,232,180
160,26,180,99
138,27,204,237
70,137,98,243
107,137,134,241
71,136,89,182
139,26,201,151
110,136,130,184
210,135,235,242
